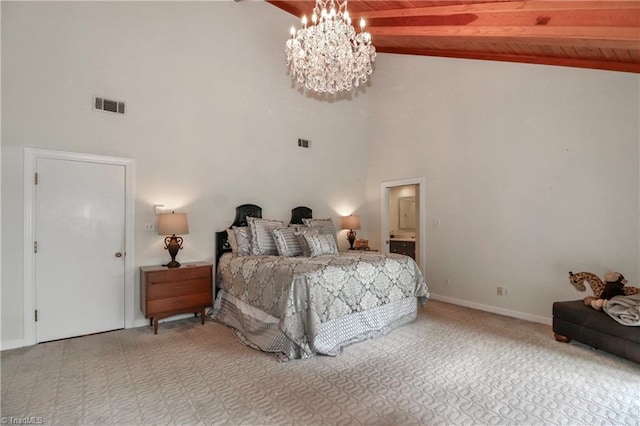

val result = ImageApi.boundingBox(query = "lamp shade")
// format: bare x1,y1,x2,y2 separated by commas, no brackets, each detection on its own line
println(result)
158,212,189,235
341,215,361,230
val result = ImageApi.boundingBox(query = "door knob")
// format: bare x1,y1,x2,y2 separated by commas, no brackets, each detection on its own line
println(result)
115,252,123,258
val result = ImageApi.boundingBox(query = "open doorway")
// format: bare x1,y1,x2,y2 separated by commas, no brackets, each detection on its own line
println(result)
380,177,426,272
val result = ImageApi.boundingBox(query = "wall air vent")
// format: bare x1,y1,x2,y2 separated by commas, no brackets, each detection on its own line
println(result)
93,96,125,114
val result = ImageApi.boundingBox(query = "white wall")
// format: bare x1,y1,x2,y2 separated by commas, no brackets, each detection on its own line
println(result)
3,2,638,348
366,54,640,322
1,1,370,348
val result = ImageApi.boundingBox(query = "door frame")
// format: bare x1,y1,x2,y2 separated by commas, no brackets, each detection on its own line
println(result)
23,148,135,345
380,177,426,272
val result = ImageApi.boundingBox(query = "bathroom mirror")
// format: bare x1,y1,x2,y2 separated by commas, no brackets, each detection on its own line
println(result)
398,197,416,230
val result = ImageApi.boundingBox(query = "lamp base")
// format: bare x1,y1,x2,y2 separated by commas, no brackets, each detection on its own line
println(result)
347,230,356,250
164,235,184,269
165,260,181,268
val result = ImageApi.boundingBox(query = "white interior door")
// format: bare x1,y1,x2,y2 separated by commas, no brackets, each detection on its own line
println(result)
35,158,125,342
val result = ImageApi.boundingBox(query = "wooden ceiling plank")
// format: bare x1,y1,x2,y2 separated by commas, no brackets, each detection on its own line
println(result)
267,1,640,74
616,49,640,62
375,46,640,73
599,47,620,61
359,1,640,19
510,41,536,56
368,26,640,49
367,9,639,28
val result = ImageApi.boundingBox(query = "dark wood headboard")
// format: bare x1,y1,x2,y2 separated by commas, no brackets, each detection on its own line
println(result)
290,206,312,225
215,205,313,267
215,204,262,266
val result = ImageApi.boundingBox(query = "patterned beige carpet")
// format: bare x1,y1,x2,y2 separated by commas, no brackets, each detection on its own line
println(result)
2,300,639,425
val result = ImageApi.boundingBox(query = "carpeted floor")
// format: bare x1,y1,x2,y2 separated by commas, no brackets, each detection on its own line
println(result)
2,300,639,425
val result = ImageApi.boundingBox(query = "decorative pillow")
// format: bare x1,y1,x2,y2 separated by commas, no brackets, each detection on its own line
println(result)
302,232,338,257
232,226,252,256
227,228,238,252
294,227,320,257
272,227,303,257
248,217,284,256
302,218,338,246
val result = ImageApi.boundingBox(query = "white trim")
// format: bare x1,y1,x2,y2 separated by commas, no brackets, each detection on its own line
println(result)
380,177,427,272
132,313,194,330
429,293,552,325
23,148,135,346
1,339,26,351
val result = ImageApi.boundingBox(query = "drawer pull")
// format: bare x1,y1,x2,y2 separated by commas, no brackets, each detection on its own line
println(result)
173,285,187,289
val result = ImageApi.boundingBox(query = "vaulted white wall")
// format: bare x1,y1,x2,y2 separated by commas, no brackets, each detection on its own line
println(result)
1,1,370,348
2,1,639,349
366,54,640,322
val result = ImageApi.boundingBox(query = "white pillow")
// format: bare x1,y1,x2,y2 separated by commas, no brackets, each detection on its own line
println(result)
248,217,284,256
272,227,303,257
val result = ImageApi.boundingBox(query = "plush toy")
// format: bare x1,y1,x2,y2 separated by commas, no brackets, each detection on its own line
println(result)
601,272,627,299
568,271,640,310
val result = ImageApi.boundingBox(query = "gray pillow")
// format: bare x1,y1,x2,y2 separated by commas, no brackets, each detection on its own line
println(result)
294,227,320,257
272,227,303,257
232,226,252,256
302,232,338,257
302,218,338,246
248,217,284,256
227,228,238,252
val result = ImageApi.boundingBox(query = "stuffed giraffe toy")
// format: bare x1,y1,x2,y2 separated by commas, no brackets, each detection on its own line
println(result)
568,271,640,310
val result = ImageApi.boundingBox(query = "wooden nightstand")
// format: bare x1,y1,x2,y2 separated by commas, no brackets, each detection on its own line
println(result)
140,262,213,334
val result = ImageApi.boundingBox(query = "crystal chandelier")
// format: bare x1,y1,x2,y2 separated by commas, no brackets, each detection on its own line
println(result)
285,0,376,94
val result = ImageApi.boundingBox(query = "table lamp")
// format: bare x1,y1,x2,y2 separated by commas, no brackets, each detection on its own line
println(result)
158,211,189,268
341,215,361,250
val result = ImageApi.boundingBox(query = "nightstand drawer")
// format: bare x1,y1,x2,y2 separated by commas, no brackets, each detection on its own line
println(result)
390,241,416,259
147,278,211,300
147,292,212,316
391,241,414,248
146,267,210,284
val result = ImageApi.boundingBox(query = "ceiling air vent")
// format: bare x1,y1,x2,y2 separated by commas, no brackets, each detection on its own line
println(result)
93,96,125,115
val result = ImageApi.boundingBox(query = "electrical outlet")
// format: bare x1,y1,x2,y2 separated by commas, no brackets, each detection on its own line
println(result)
144,223,156,232
445,278,450,285
503,288,508,296
497,286,503,296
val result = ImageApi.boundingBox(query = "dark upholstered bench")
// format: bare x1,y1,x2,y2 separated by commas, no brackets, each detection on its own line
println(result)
553,300,640,363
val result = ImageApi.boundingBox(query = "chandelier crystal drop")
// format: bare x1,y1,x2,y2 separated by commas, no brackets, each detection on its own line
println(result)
285,0,376,94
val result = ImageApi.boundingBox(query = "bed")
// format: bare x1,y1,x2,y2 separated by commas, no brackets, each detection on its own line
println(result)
212,204,429,361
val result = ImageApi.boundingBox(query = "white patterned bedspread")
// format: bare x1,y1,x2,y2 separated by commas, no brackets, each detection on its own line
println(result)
213,252,429,360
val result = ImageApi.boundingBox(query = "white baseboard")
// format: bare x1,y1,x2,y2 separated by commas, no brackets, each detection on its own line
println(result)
132,318,150,328
5,300,548,351
2,314,201,351
429,293,552,326
1,339,26,351
132,313,199,329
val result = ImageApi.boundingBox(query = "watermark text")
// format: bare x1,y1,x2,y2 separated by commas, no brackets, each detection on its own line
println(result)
1,417,44,425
